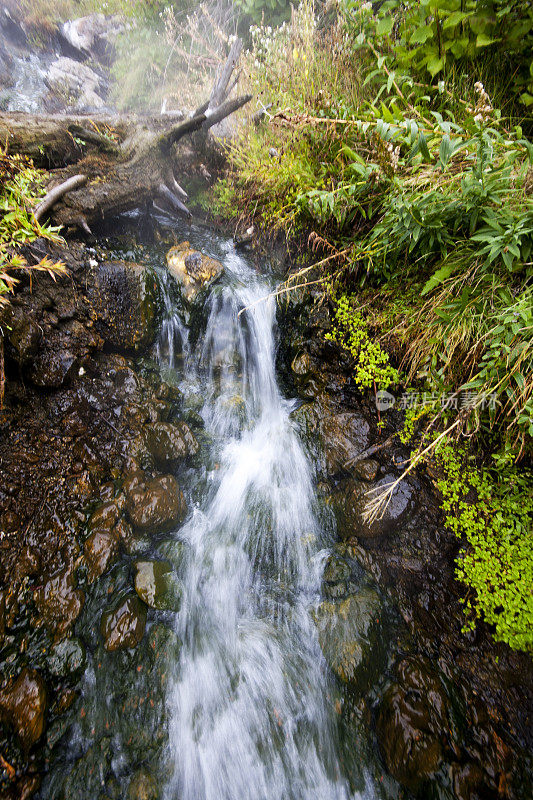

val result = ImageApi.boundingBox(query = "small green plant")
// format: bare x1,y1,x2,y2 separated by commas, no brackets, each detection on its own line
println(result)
434,441,533,652
326,292,399,390
0,149,65,305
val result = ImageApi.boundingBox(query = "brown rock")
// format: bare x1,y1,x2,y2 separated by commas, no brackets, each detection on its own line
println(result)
143,421,199,466
101,595,147,651
84,529,119,583
33,562,84,637
87,499,122,532
0,669,47,751
353,459,379,482
376,657,449,790
90,260,161,351
12,545,40,582
125,474,187,535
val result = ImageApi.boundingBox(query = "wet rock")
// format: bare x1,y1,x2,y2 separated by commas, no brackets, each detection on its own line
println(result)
134,560,181,611
127,767,159,800
47,637,87,677
84,528,119,582
376,657,449,790
90,261,161,351
156,538,187,572
60,737,113,800
290,401,323,443
60,13,125,65
333,475,413,540
143,421,199,467
353,459,379,482
323,551,353,584
12,545,40,582
125,474,187,535
88,499,122,532
34,562,84,637
0,668,47,751
101,594,147,651
3,306,42,365
321,412,369,474
114,516,137,553
450,762,486,800
166,243,223,301
45,56,107,110
321,549,362,599
314,588,382,687
291,351,312,376
30,347,79,387
16,774,41,800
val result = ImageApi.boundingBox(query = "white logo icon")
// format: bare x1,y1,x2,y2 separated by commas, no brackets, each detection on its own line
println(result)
375,390,396,411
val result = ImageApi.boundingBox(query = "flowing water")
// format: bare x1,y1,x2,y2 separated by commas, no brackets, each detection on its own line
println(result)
158,241,370,800
39,226,387,800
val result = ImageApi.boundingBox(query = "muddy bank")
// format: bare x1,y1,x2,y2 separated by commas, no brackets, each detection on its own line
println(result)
278,289,533,800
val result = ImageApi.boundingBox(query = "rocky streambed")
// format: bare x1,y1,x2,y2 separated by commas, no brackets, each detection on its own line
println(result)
0,214,531,800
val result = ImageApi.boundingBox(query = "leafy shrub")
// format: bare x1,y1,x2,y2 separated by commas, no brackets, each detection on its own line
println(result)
0,148,64,308
234,0,292,28
344,0,533,108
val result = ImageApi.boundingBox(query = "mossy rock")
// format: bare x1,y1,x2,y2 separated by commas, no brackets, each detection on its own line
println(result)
134,560,182,611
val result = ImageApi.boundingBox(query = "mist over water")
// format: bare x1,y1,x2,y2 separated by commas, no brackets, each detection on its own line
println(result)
157,244,372,800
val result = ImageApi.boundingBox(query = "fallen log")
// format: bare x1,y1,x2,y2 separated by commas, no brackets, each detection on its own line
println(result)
0,38,249,231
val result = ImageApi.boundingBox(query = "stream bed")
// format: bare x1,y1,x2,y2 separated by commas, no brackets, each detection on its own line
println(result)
0,216,531,800
39,225,391,800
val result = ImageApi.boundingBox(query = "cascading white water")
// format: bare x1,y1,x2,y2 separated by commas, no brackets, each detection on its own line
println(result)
159,245,372,800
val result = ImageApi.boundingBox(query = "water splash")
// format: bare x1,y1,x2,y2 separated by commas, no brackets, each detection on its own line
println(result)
159,249,371,800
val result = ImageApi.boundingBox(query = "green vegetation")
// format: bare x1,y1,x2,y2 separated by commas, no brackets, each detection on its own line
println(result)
325,292,398,390
0,148,66,402
214,0,533,650
434,442,533,651
0,147,65,308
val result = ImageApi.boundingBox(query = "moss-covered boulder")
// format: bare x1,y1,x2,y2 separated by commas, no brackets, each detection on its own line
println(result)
314,588,383,688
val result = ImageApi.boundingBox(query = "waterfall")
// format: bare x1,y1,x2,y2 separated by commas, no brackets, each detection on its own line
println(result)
158,246,371,800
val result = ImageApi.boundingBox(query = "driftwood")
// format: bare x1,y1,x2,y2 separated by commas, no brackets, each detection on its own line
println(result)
0,41,249,231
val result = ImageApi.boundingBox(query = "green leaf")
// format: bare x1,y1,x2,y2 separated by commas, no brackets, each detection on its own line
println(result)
476,33,499,48
443,11,472,29
376,17,393,36
421,263,457,295
418,131,431,160
410,25,433,44
439,134,453,168
426,55,445,77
